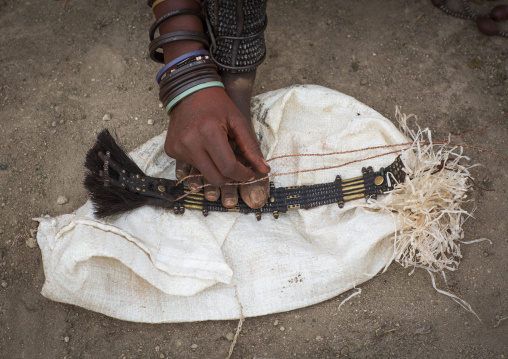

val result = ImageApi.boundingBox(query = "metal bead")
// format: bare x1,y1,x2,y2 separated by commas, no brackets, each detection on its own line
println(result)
490,5,508,21
477,17,498,36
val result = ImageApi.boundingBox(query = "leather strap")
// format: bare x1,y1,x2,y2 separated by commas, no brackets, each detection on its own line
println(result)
97,153,406,220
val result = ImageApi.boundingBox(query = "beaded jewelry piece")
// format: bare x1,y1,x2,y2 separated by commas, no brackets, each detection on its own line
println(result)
85,130,406,220
432,0,508,37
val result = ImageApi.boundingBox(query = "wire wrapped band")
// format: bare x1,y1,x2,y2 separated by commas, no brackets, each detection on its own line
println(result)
149,8,205,41
156,50,209,83
149,31,210,63
162,73,222,106
158,58,217,97
160,67,219,103
165,81,224,114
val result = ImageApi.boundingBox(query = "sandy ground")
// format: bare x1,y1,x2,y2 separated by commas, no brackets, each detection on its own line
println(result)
1,0,507,358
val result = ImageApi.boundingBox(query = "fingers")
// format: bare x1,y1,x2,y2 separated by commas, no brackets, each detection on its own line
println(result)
175,160,191,181
187,166,202,192
177,161,219,201
221,184,238,208
203,127,255,183
239,173,269,209
188,148,230,186
203,178,220,202
227,115,270,175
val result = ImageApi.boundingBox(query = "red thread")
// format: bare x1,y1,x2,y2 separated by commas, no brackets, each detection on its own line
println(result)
171,113,507,202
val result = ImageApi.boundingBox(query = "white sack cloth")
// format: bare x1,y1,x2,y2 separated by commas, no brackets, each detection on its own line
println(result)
36,85,410,323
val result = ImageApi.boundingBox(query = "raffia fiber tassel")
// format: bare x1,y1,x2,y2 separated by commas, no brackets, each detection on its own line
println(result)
371,108,473,273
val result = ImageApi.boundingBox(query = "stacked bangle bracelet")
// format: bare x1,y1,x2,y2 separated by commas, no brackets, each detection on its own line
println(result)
148,2,225,115
148,0,224,114
165,81,224,113
156,49,209,83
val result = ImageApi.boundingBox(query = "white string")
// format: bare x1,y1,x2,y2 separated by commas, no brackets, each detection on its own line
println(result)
337,288,362,311
226,283,244,359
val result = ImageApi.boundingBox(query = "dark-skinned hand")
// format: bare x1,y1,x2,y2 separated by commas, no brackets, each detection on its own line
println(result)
164,86,270,209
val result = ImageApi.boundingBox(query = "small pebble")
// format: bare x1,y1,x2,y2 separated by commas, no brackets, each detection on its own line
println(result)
147,119,154,125
159,355,164,359
341,346,349,356
360,79,368,85
316,336,323,341
155,346,160,352
103,113,111,121
64,336,70,343
51,121,57,127
190,344,198,349
279,326,285,331
464,322,469,326
56,196,69,205
225,332,234,341
59,119,64,124
273,320,279,326
134,117,139,121
483,252,489,257
414,325,431,334
1,281,7,288
26,238,37,249
0,164,6,170
159,103,163,108
51,129,57,135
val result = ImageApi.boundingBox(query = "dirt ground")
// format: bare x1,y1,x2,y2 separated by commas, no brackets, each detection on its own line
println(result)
1,0,507,358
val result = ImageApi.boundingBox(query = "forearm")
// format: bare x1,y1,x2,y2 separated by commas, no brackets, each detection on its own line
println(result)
152,0,205,64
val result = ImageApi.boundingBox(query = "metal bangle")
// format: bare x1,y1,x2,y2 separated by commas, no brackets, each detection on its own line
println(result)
149,31,210,63
156,50,210,83
158,59,216,91
149,8,206,41
159,67,219,102
165,81,224,114
161,73,221,105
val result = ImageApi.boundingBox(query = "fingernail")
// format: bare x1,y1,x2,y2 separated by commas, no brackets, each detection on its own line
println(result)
224,198,236,207
176,169,184,180
249,187,266,205
207,190,219,200
189,183,199,191
262,159,271,171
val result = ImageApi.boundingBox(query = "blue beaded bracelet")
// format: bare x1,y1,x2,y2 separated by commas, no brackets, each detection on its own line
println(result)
156,49,210,84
